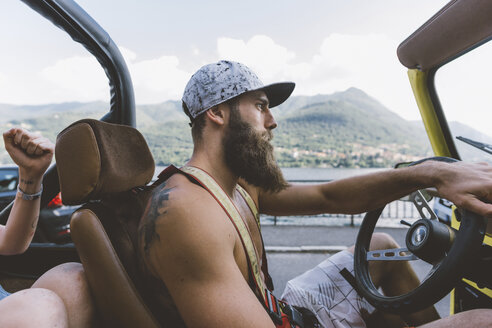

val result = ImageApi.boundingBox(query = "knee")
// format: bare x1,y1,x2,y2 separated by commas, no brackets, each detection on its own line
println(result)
32,262,92,305
466,309,492,327
28,289,69,326
57,262,86,284
370,232,399,250
28,288,67,312
32,262,95,327
55,262,92,299
6,288,68,326
438,309,492,327
37,262,87,287
54,262,84,276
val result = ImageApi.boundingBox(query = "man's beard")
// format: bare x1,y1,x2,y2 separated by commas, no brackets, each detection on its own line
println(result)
223,108,288,193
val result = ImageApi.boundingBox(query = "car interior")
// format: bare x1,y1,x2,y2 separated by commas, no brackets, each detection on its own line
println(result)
0,0,492,326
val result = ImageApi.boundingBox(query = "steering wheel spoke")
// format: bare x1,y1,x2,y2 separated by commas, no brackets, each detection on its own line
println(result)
367,247,419,261
410,190,438,221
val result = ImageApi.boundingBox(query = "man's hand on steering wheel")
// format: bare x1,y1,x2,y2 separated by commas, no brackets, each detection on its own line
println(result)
429,161,492,218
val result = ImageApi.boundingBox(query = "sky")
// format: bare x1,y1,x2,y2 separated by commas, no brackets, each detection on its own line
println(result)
1,0,491,136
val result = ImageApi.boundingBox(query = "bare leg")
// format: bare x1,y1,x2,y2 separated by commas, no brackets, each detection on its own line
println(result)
32,262,95,328
348,233,440,327
0,288,68,327
418,308,492,328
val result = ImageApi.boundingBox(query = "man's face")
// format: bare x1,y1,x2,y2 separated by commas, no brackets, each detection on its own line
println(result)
222,93,288,193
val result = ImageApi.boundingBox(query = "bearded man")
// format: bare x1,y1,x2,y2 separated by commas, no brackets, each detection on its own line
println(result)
138,60,492,328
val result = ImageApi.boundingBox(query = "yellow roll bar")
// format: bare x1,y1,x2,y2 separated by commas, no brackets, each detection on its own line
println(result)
407,69,452,157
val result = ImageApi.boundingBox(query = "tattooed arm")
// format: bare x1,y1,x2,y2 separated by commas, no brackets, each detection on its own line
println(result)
140,174,274,328
0,128,53,255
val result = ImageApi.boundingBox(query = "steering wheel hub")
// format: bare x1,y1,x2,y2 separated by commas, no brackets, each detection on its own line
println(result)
406,219,455,264
410,224,428,246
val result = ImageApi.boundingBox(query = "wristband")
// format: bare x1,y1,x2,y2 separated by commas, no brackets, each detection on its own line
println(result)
17,184,43,201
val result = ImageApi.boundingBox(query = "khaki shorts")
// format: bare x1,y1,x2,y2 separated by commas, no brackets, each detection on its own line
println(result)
281,250,375,328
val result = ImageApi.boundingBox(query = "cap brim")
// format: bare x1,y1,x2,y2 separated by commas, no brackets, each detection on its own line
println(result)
259,82,295,108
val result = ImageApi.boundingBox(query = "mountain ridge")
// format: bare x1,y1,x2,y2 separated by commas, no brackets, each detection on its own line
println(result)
0,88,487,167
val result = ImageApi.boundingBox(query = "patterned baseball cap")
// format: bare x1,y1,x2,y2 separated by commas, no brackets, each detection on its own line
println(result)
182,60,295,119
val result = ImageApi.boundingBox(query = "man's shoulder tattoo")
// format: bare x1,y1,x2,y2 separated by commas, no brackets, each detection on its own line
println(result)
140,182,175,254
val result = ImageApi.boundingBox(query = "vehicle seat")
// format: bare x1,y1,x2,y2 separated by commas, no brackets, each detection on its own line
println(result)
55,119,161,327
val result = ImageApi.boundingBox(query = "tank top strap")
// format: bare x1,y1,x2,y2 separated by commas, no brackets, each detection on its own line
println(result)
236,184,261,231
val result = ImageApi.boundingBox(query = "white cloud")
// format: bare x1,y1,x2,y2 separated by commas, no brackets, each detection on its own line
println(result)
0,46,191,105
0,56,108,105
215,33,492,137
307,33,415,117
191,46,200,56
38,46,192,105
0,34,414,113
215,34,416,120
30,34,411,114
127,54,190,104
40,55,108,102
2,33,489,137
119,47,137,62
0,72,7,88
434,44,492,137
217,35,297,80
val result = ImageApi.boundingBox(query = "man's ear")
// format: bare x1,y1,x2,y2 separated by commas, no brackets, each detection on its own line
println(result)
206,105,227,126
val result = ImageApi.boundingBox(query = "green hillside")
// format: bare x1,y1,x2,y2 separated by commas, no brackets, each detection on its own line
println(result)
272,88,432,167
0,88,434,167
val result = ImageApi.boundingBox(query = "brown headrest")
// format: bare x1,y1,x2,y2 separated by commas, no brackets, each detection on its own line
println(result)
56,119,155,205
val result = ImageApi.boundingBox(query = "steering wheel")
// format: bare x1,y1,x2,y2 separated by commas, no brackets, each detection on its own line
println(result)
354,157,487,314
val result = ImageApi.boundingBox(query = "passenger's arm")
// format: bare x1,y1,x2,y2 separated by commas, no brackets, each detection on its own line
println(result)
142,185,274,328
259,160,492,218
0,128,54,255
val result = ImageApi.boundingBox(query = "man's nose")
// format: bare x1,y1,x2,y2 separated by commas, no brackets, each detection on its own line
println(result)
265,111,277,130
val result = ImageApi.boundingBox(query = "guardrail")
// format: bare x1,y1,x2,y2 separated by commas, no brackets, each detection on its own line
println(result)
260,179,425,227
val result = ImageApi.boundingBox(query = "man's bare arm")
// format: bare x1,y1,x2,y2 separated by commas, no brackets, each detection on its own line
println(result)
259,160,492,218
141,182,274,328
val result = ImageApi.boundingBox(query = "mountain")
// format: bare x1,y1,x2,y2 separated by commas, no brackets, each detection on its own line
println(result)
0,101,108,123
0,100,190,166
272,88,432,167
0,101,185,141
137,101,185,127
2,88,485,168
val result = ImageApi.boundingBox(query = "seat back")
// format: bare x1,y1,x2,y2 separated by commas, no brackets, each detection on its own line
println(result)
56,119,161,327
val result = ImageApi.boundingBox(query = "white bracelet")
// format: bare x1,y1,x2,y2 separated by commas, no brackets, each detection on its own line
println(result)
17,184,43,201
